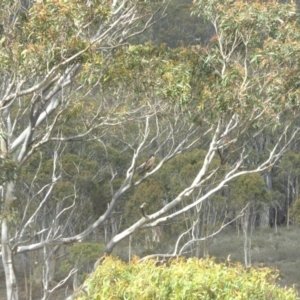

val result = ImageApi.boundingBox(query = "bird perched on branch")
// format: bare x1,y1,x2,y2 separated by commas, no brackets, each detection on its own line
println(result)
139,154,155,176
140,203,149,218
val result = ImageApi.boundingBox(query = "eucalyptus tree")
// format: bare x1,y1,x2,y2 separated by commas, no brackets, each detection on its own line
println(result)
0,1,168,299
103,0,300,258
2,0,300,299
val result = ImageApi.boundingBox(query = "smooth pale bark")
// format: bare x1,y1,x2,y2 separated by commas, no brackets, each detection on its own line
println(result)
242,205,250,267
2,218,18,300
1,129,18,299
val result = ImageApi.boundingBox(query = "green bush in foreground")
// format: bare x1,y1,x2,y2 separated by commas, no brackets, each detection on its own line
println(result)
76,256,299,300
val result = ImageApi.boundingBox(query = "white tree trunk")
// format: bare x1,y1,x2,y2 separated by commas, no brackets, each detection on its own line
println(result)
242,206,251,267
1,129,18,299
1,217,19,300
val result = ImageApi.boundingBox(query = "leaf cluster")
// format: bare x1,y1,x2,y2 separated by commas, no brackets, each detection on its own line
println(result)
192,0,300,120
0,157,18,185
59,242,105,283
102,43,199,107
0,0,108,75
229,173,271,208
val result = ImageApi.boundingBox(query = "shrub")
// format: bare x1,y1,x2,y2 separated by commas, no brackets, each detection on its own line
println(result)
76,256,299,300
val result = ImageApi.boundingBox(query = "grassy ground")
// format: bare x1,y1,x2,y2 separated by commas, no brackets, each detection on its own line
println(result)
208,225,300,292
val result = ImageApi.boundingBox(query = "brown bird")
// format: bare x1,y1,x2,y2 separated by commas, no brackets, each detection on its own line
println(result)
139,154,155,176
140,203,149,218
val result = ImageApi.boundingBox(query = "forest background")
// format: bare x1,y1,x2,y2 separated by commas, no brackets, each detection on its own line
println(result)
1,0,300,299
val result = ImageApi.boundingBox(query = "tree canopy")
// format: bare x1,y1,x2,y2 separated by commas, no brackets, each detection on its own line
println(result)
1,0,300,299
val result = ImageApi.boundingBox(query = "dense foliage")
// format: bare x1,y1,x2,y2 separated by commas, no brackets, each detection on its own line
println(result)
76,256,299,300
